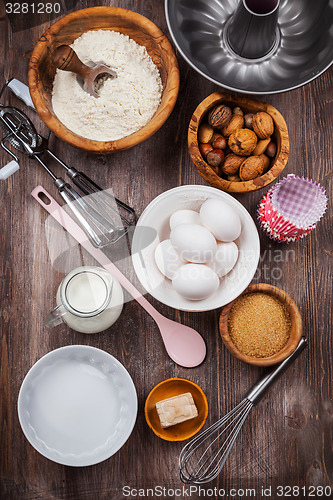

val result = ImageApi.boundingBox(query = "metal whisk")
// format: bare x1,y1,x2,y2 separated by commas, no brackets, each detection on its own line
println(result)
0,79,136,248
179,337,307,484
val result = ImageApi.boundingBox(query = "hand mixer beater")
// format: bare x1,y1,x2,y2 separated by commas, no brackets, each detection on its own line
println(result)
0,81,136,248
179,337,307,484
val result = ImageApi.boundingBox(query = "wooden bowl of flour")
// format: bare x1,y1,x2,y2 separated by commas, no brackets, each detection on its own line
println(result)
28,6,179,154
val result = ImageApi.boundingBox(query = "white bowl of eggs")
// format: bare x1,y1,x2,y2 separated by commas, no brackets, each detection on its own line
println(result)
132,185,260,312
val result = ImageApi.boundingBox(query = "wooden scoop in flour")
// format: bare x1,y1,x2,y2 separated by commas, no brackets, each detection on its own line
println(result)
53,45,117,98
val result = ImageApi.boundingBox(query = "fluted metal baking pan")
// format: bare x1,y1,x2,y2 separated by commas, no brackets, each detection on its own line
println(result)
165,0,333,94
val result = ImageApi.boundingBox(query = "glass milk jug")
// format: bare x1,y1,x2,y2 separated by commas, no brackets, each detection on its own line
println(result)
46,266,123,334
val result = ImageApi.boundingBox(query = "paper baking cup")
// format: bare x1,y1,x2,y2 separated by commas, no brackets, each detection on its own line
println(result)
258,194,313,243
258,175,328,243
270,175,327,228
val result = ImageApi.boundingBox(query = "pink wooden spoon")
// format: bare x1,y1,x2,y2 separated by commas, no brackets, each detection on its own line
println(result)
31,186,206,368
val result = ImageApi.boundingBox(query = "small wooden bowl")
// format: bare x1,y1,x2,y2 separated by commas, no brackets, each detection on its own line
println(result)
188,92,289,193
219,284,302,366
144,378,208,441
28,6,179,154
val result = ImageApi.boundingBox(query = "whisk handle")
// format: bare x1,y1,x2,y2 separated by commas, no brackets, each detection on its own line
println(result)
246,337,307,404
6,79,35,110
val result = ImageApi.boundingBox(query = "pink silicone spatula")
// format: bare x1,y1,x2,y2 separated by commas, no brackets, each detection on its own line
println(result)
32,186,206,368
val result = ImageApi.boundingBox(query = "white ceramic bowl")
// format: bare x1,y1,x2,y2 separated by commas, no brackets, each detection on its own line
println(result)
132,185,260,312
18,345,137,466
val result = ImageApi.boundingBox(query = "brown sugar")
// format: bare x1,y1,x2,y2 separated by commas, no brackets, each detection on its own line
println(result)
228,292,291,358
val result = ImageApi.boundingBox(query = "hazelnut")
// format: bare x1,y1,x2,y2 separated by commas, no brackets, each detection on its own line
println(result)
228,128,257,156
207,149,225,168
259,154,271,173
253,138,271,156
199,143,214,158
239,156,264,181
244,113,254,129
222,154,244,175
208,105,232,128
227,173,241,182
222,115,245,137
233,106,244,116
198,123,214,143
211,132,222,143
212,136,227,149
252,112,274,139
266,141,277,157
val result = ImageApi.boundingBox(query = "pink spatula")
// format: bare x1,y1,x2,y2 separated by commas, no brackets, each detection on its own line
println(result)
32,186,206,368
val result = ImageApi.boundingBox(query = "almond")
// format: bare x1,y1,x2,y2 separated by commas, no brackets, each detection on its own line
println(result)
222,115,244,137
198,123,214,143
259,154,271,173
253,138,271,156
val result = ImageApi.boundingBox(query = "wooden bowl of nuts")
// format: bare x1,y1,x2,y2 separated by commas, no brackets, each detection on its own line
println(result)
219,283,303,367
188,92,289,193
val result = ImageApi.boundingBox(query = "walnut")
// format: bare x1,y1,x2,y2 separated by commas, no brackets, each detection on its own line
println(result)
228,128,257,156
208,105,232,128
222,154,244,175
252,112,274,139
222,115,244,137
239,156,264,181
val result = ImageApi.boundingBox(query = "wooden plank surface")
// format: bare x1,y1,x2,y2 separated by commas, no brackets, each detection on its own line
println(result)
0,1,332,499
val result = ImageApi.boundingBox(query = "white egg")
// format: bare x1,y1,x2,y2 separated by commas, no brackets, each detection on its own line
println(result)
154,240,186,279
169,210,201,230
207,242,239,278
200,199,241,242
170,223,217,263
172,264,220,300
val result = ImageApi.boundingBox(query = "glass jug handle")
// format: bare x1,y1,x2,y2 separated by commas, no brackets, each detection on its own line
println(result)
45,304,67,328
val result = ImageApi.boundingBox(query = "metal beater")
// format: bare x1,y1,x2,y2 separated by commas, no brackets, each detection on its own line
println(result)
0,79,136,248
179,337,307,484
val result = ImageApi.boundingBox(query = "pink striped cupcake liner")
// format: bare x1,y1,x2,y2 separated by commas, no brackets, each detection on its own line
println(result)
258,175,328,243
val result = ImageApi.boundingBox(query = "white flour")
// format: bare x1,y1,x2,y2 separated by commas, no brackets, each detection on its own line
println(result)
52,30,163,141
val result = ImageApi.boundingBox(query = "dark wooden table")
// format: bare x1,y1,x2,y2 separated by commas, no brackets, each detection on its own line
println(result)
1,1,332,499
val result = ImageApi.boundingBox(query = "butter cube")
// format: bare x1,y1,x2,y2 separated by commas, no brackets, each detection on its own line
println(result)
156,392,198,428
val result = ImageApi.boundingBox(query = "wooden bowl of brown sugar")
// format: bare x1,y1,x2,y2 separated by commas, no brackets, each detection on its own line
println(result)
219,284,302,366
